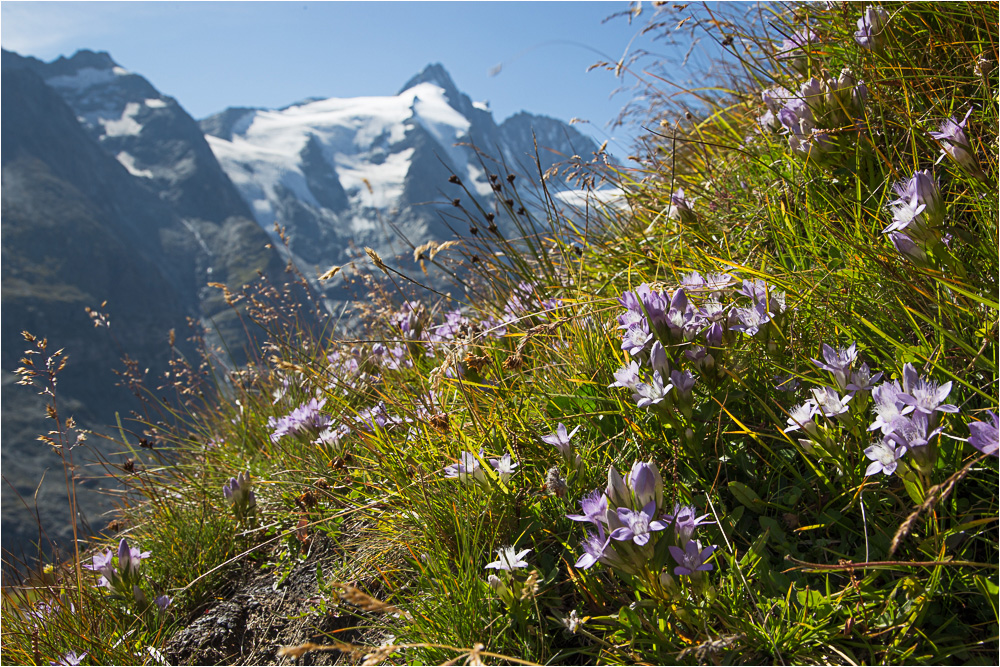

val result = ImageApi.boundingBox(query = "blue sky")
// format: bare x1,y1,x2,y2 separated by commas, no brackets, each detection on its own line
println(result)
2,1,716,152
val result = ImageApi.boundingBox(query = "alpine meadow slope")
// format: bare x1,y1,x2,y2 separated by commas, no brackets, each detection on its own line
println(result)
1,3,997,666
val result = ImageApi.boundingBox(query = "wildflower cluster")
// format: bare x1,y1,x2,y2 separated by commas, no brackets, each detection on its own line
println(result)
568,461,715,597
83,537,170,613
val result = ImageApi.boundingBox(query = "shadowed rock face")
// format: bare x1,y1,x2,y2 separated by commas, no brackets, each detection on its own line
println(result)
1,51,288,561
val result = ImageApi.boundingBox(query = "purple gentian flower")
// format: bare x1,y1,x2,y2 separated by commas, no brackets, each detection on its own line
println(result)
489,453,518,483
443,450,489,485
566,488,609,526
846,362,883,394
967,411,999,457
610,361,641,390
811,343,858,391
611,501,668,546
864,439,906,476
732,302,771,336
627,461,664,511
888,231,928,263
670,370,698,400
485,546,531,571
574,528,611,569
855,6,889,50
667,504,715,543
884,171,944,242
116,538,150,577
633,371,672,409
606,466,630,508
685,346,716,373
869,381,913,434
83,549,116,589
154,595,172,611
886,413,942,451
669,540,716,576
777,27,817,65
649,341,670,375
774,374,800,392
811,386,853,419
51,651,88,666
930,108,980,172
542,423,581,459
784,401,819,435
897,363,959,418
621,323,653,356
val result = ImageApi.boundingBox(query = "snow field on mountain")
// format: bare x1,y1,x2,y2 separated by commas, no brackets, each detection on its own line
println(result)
206,82,476,222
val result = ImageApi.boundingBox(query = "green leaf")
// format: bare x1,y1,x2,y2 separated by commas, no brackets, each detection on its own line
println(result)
728,481,766,513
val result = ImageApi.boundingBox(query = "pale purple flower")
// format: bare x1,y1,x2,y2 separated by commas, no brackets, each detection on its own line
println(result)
864,439,905,476
268,397,331,443
617,308,645,330
685,346,715,373
51,651,88,666
669,540,716,576
223,471,256,519
633,371,672,409
116,537,150,577
542,423,581,459
488,453,518,483
667,189,696,224
83,549,116,589
574,529,611,569
314,424,351,451
846,362,883,394
930,108,979,171
155,595,172,611
784,401,819,435
897,363,959,418
611,501,668,546
610,361,641,390
774,374,800,392
627,461,664,510
667,504,715,543
855,6,889,50
811,343,858,391
868,382,913,434
485,546,531,571
444,450,489,485
967,411,999,456
649,340,670,375
732,302,771,336
622,323,653,356
888,231,928,263
670,370,698,401
606,466,630,508
811,386,853,419
777,27,818,62
884,171,944,242
566,488,609,526
886,413,942,451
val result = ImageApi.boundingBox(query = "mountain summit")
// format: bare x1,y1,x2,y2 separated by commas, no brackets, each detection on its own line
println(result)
202,63,600,280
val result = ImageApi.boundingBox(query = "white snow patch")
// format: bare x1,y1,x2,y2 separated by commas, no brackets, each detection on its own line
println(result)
115,151,154,178
144,98,167,108
473,100,490,112
553,187,627,211
101,102,144,137
465,162,495,198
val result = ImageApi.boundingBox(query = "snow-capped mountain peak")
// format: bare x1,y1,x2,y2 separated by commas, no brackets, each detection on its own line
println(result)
201,63,599,275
